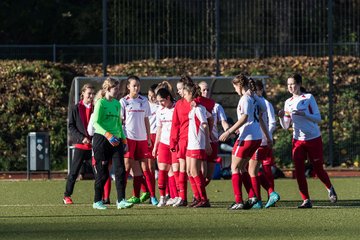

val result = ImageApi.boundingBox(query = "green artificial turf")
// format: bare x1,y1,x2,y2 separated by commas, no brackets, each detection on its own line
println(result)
0,178,359,240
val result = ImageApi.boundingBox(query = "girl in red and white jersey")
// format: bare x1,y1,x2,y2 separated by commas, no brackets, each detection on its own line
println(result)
152,88,177,207
219,74,267,210
198,81,230,187
120,76,158,206
278,73,337,208
184,82,212,208
249,80,280,209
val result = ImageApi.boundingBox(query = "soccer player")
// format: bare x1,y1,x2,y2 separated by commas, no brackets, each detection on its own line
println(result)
152,88,177,207
63,83,95,205
170,76,214,207
250,80,280,209
278,73,337,208
92,77,133,210
219,74,264,210
120,76,158,206
184,82,212,207
198,81,230,187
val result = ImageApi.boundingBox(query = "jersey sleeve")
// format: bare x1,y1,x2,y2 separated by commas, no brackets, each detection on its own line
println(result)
266,101,276,134
118,103,126,140
144,100,151,117
240,96,251,116
119,98,126,121
217,104,227,122
304,94,321,123
196,106,208,124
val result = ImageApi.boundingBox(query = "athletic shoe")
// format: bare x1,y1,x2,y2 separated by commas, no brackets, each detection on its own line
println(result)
252,200,263,209
63,196,73,205
265,191,280,208
188,198,200,208
93,201,107,210
243,197,258,210
140,192,150,203
117,199,134,209
328,186,337,203
150,196,159,206
166,197,177,206
298,199,312,208
228,202,244,210
102,198,110,205
127,196,141,204
193,199,211,208
157,196,166,207
173,198,188,207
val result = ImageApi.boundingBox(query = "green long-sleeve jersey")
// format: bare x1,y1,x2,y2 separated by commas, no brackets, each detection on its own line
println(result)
93,98,126,139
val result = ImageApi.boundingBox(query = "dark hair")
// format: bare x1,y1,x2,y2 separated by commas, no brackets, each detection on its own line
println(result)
232,73,256,92
289,73,307,93
178,75,193,85
156,88,175,102
183,82,201,99
149,83,158,93
255,79,267,98
125,75,140,94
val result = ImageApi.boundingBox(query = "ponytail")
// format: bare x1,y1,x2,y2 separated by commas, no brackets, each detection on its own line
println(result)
156,88,175,102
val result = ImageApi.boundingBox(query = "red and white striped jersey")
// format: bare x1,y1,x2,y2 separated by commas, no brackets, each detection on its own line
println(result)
120,94,151,141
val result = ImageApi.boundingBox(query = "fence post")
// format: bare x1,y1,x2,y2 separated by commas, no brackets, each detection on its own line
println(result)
215,0,220,76
102,0,108,77
327,0,334,166
53,44,56,62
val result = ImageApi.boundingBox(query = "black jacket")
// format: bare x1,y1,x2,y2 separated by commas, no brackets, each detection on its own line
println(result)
68,103,92,144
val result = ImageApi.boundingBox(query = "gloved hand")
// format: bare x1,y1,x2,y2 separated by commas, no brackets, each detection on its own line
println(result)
105,132,120,147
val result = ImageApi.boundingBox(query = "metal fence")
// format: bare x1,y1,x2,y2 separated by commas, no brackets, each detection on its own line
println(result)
0,0,359,63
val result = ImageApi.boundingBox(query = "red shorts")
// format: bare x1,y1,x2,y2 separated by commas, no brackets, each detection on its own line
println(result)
292,136,324,164
232,139,262,159
207,142,219,162
251,145,271,162
124,138,150,160
186,149,207,160
157,142,177,165
176,139,188,160
148,134,157,159
262,148,275,166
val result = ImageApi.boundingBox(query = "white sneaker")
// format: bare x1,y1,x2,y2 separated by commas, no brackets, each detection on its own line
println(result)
166,197,176,206
157,196,166,207
328,186,338,203
172,197,183,207
228,202,244,210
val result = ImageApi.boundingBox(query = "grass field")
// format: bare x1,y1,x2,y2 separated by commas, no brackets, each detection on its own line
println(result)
1,178,360,240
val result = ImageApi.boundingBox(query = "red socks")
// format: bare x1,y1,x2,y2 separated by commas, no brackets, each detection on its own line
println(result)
143,170,155,197
232,173,243,203
189,176,200,200
168,175,178,198
158,170,168,197
194,172,207,201
178,172,188,201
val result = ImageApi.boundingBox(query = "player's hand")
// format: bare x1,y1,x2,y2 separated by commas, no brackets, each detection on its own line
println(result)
278,109,285,118
82,137,91,144
105,132,120,147
152,148,157,158
219,131,230,142
147,138,152,148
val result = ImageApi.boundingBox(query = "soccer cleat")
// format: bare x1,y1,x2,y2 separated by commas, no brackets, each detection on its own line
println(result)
228,202,244,210
93,201,107,210
127,196,141,204
166,197,177,206
102,198,110,205
243,197,258,210
157,196,167,207
150,196,159,206
117,199,134,209
328,186,337,203
265,191,280,208
193,199,211,208
173,198,188,207
63,196,73,205
252,200,263,209
298,199,312,208
140,192,150,203
188,198,201,208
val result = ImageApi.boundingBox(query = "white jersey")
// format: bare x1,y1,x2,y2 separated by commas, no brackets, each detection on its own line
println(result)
282,93,321,141
212,103,227,140
237,94,262,141
149,102,160,134
187,105,209,150
156,103,175,145
258,97,276,146
87,113,95,137
120,95,151,141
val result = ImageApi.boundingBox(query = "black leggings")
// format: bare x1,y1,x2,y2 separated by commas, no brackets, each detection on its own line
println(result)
64,148,92,197
92,133,126,203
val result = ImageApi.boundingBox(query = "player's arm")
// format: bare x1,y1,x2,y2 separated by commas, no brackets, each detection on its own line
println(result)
144,117,152,147
278,101,291,130
68,105,86,143
302,95,321,123
169,103,180,151
267,102,277,134
219,114,247,142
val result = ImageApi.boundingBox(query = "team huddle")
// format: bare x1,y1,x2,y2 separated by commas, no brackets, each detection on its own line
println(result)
64,73,338,210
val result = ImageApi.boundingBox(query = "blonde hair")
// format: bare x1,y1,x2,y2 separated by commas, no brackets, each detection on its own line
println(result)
94,90,103,103
101,77,119,97
80,83,95,100
155,80,175,98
